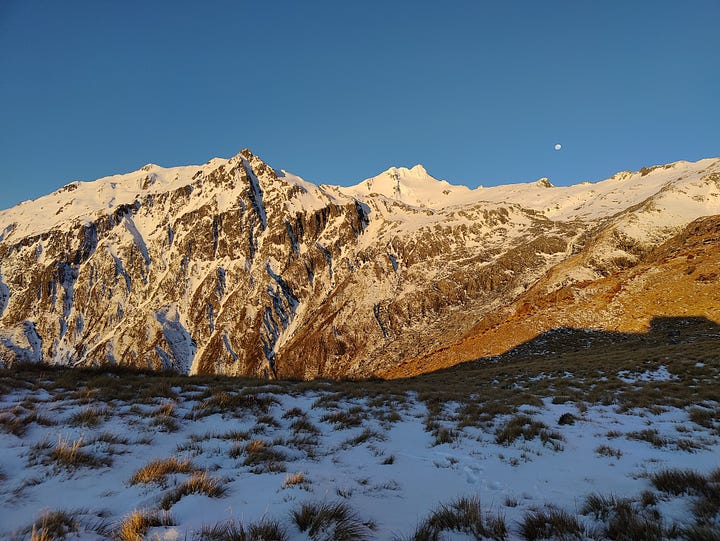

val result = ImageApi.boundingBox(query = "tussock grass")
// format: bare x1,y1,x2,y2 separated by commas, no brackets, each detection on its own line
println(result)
218,429,251,441
291,500,374,541
683,524,720,541
94,431,130,446
431,425,457,446
495,414,564,449
68,406,109,427
520,507,584,540
256,413,280,428
116,508,174,541
557,412,577,425
290,418,320,435
282,471,309,489
282,406,306,419
581,493,630,520
45,435,112,470
153,400,177,417
321,410,363,429
196,518,287,541
24,410,57,427
242,439,287,473
626,429,667,448
403,495,507,541
0,411,29,437
596,444,623,459
160,471,228,510
192,390,278,418
687,406,719,437
650,468,709,495
580,489,718,540
150,409,180,432
344,428,386,447
129,457,196,486
25,509,81,540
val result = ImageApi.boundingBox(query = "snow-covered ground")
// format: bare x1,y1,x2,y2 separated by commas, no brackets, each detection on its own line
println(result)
0,370,718,540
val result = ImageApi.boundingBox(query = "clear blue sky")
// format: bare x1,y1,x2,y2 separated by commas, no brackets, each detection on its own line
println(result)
1,0,718,210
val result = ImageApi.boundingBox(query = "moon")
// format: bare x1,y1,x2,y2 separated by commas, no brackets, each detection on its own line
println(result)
554,144,562,151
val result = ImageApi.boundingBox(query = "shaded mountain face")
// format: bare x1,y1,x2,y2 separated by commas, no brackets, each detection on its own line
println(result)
1,150,719,378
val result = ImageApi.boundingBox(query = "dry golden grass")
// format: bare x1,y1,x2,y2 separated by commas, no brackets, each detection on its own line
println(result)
26,509,80,540
38,435,113,470
116,508,174,541
282,471,308,488
129,456,196,486
159,471,228,510
242,439,287,473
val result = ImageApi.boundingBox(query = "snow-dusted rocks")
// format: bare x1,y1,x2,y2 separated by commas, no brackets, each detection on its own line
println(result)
1,151,719,377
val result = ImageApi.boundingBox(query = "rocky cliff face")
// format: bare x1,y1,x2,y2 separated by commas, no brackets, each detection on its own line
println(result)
1,151,719,378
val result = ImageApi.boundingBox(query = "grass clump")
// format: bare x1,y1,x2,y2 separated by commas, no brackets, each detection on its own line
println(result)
580,491,694,540
687,406,717,429
557,412,577,425
429,424,458,446
68,406,108,427
25,509,81,540
129,457,196,486
406,495,507,540
581,493,630,520
196,518,287,541
282,472,310,489
321,410,363,429
596,444,623,459
49,436,111,470
683,524,720,541
650,468,709,496
149,400,180,432
344,428,386,447
291,500,374,541
242,439,287,473
116,508,174,541
160,471,228,510
495,414,563,449
0,411,29,437
520,507,584,540
193,391,277,418
290,417,320,435
626,429,667,448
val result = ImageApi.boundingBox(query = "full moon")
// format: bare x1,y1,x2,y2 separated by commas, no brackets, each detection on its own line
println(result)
554,144,562,151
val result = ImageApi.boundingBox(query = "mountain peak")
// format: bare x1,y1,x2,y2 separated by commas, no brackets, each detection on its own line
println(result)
535,178,554,188
381,164,430,180
339,164,473,209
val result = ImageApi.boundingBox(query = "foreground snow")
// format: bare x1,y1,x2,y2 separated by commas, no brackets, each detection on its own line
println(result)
0,373,718,540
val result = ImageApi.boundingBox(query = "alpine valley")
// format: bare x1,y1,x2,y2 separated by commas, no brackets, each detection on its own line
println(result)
1,150,719,379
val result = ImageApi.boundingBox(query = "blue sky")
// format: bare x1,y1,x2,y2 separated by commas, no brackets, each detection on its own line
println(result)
1,0,718,210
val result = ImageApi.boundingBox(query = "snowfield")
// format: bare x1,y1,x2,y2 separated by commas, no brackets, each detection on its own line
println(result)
0,364,718,540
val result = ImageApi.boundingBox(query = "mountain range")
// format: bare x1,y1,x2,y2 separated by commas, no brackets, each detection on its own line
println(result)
1,149,718,378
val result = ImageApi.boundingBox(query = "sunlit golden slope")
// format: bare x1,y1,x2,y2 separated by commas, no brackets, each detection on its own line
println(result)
380,215,720,379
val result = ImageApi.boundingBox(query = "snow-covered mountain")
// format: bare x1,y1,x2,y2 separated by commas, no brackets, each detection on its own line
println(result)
1,150,719,377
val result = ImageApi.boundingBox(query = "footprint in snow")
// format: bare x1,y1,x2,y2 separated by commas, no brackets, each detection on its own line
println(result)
464,465,484,484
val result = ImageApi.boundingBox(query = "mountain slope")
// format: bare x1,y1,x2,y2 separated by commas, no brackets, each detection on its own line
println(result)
381,213,720,378
1,151,719,378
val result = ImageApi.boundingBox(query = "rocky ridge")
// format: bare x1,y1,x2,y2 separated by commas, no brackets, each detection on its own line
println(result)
1,150,719,378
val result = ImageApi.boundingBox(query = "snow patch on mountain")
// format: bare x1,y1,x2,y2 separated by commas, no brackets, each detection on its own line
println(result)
339,164,473,209
0,321,42,366
0,271,9,318
156,306,196,374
